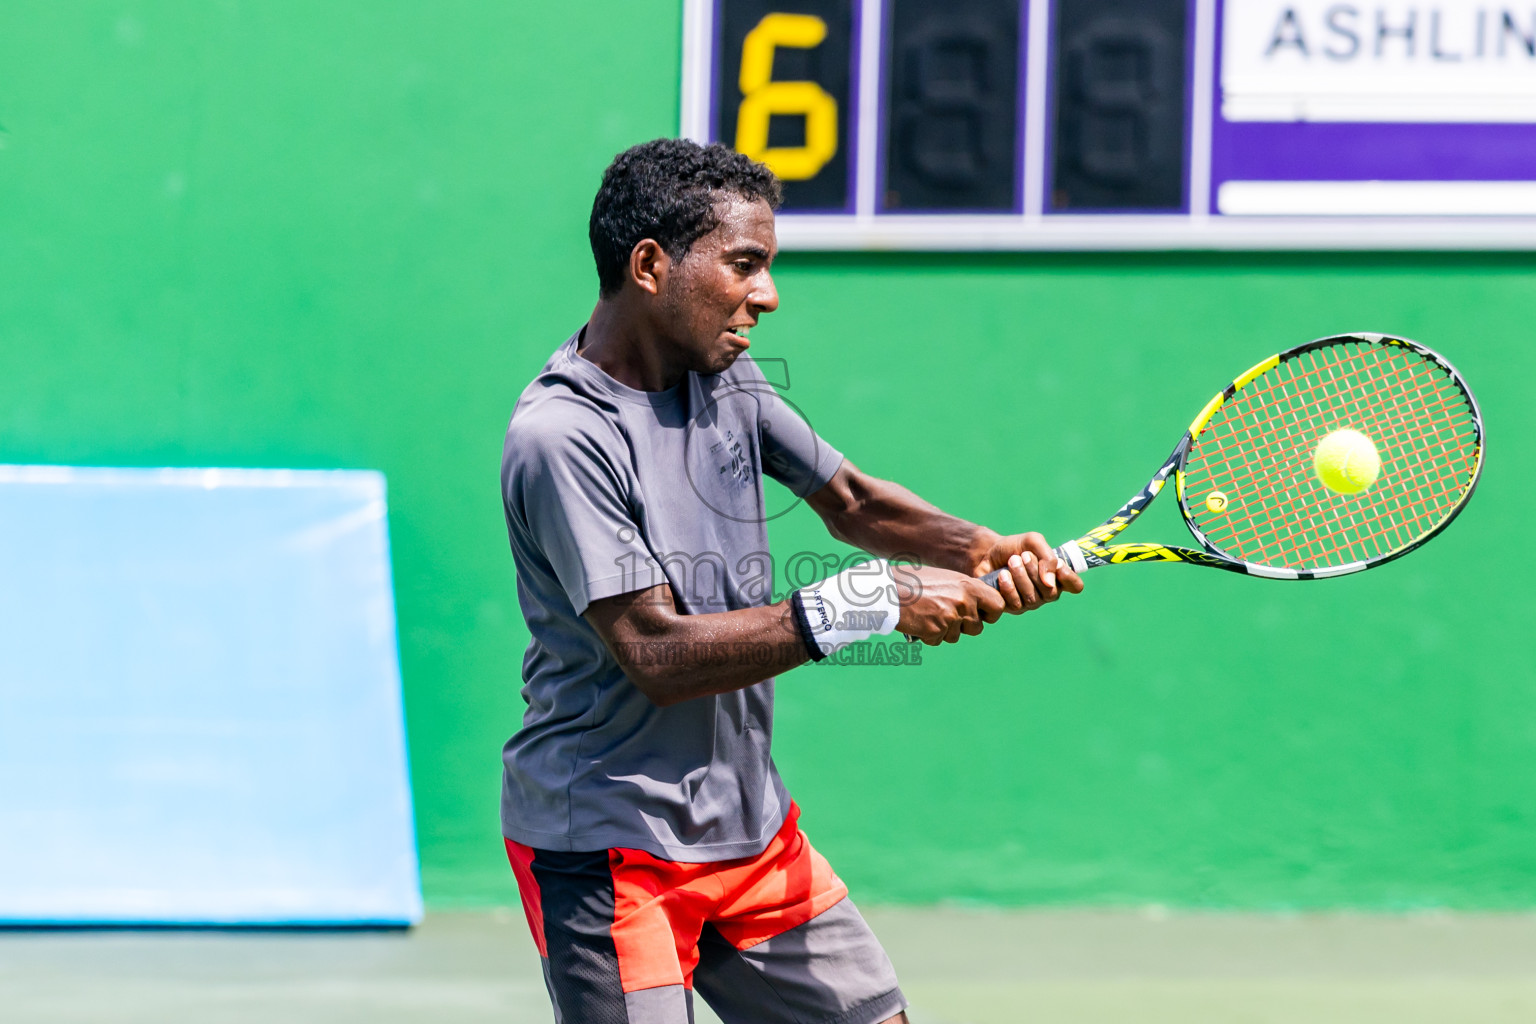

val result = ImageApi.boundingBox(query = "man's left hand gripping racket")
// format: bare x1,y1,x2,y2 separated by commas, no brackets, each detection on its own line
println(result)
985,332,1484,585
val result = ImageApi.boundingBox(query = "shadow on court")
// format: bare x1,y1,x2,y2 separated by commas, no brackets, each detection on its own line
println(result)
4,908,1536,1023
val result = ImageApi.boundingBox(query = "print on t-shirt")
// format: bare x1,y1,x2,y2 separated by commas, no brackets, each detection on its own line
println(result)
714,429,753,493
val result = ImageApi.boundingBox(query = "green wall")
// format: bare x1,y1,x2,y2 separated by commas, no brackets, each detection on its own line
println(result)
3,1,1533,910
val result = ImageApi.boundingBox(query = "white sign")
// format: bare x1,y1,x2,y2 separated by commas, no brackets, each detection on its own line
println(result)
1223,1,1536,121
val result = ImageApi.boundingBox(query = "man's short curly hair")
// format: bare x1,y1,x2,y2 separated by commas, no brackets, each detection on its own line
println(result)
589,139,782,297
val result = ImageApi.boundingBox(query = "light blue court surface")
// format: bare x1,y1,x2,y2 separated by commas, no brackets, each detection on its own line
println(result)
0,466,420,925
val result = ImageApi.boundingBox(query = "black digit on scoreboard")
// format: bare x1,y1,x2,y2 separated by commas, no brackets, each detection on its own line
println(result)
1049,0,1187,212
716,0,854,212
882,0,1020,212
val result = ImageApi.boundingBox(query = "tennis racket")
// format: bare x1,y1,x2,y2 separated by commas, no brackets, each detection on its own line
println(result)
984,332,1484,584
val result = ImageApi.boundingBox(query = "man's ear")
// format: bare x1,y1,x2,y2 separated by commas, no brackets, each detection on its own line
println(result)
628,239,669,297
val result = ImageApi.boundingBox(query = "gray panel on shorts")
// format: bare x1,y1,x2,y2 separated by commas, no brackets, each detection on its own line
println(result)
624,983,692,1024
693,899,907,1024
537,957,564,1024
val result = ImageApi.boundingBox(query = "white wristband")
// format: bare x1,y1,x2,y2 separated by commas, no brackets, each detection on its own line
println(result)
793,559,901,658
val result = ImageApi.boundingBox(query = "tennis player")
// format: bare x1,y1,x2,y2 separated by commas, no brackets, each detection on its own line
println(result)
501,138,1083,1024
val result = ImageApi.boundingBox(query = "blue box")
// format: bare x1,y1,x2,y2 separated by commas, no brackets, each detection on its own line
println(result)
0,467,421,925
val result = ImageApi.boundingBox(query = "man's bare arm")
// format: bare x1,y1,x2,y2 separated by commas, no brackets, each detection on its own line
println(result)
585,562,1009,706
584,586,810,707
805,460,1084,611
806,460,999,572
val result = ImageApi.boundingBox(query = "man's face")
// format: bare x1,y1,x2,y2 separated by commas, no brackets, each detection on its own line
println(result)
655,196,779,375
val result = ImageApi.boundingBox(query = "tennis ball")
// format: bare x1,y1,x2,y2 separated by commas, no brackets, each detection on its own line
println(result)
1205,490,1229,513
1313,429,1381,494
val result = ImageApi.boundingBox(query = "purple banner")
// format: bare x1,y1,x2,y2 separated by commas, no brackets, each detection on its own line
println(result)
1208,0,1536,200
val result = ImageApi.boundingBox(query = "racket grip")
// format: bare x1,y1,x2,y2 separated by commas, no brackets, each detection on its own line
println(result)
978,543,1082,589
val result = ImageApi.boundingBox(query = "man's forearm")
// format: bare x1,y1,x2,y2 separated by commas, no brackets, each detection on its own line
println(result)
588,590,813,706
811,465,1000,574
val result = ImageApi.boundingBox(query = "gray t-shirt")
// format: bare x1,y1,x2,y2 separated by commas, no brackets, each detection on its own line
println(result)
500,330,844,861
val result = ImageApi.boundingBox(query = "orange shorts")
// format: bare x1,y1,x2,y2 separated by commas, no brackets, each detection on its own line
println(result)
505,803,905,1023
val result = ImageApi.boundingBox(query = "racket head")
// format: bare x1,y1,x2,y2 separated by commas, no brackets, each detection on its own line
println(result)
1173,333,1483,579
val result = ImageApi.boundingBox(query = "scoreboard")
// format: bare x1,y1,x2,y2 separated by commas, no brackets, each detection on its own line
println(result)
681,0,1536,249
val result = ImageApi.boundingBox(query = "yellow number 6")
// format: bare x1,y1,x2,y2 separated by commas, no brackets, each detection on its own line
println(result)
735,13,838,181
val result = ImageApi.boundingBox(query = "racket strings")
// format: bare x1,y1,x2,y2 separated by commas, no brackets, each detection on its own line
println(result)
1211,353,1463,558
1230,353,1471,564
1207,350,1472,565
1182,342,1478,569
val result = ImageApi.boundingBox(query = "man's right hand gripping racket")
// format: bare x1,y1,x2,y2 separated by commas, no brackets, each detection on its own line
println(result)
985,333,1484,586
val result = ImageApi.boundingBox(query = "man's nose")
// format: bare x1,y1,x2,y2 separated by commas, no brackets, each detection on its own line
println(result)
750,273,779,313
